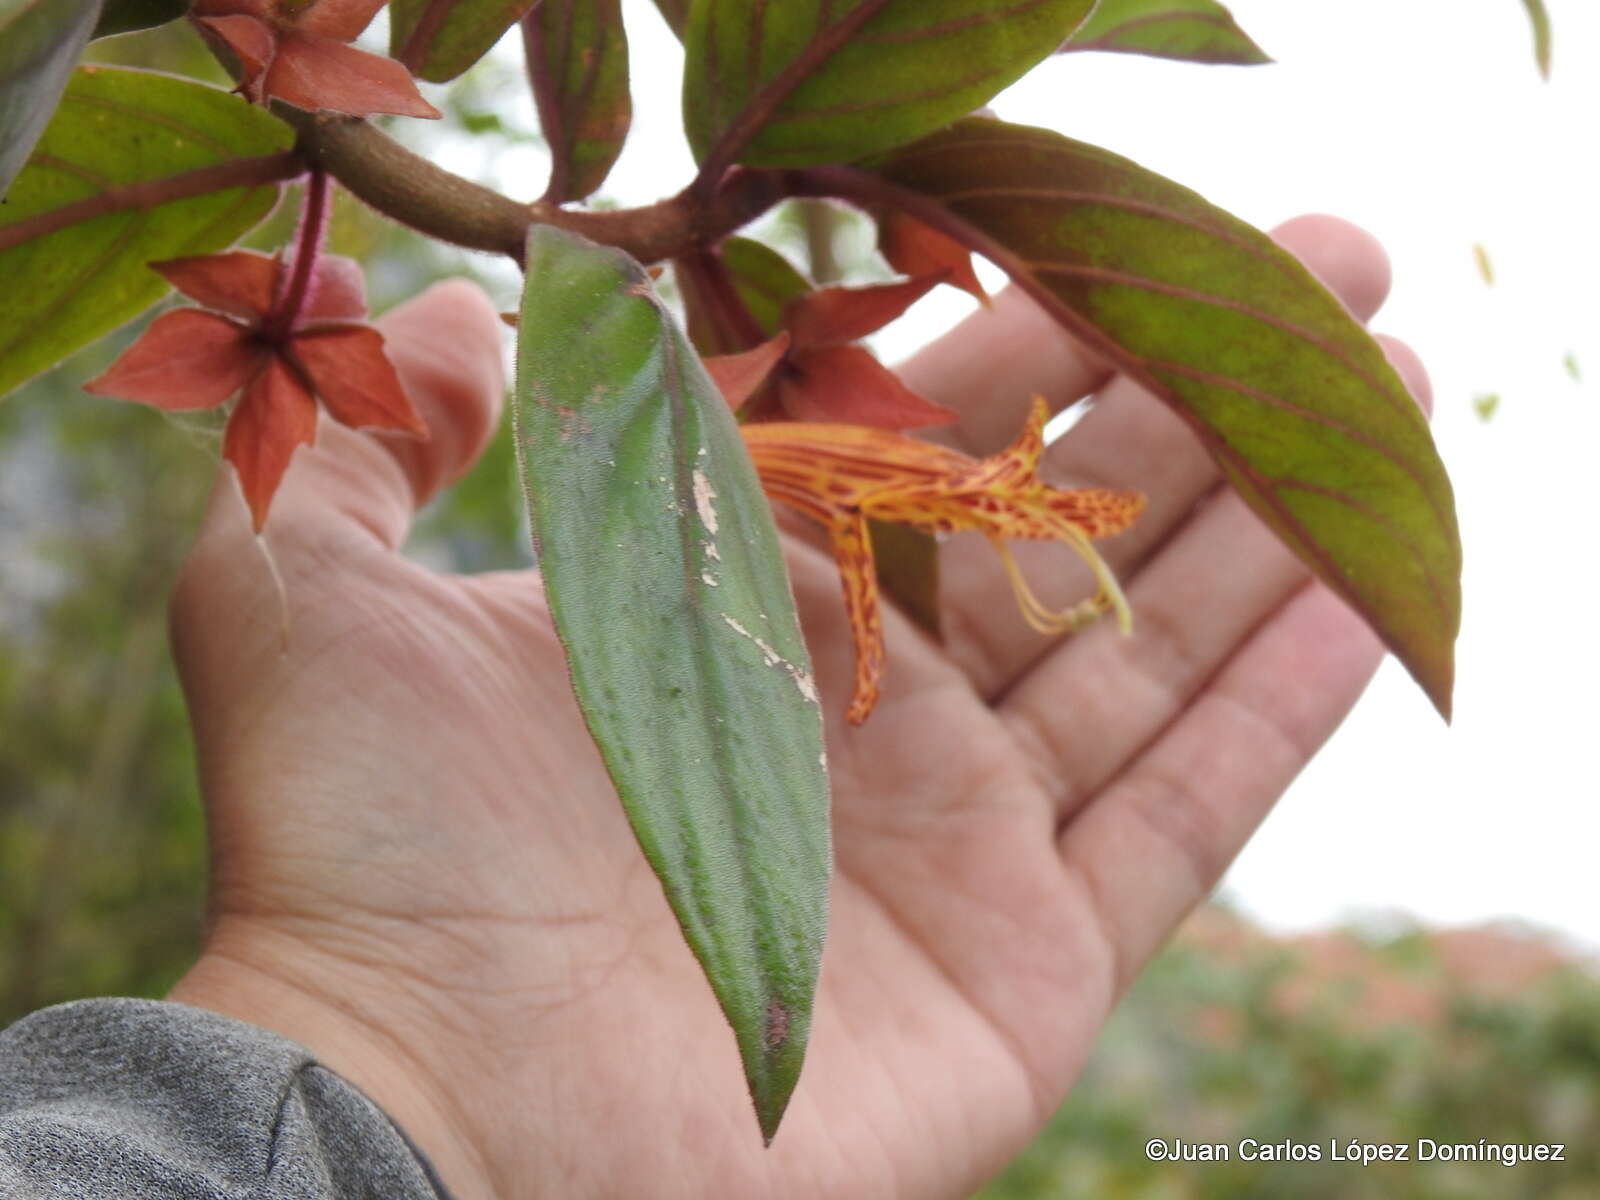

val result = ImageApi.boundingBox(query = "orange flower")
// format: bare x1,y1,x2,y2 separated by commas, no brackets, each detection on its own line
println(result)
743,398,1144,724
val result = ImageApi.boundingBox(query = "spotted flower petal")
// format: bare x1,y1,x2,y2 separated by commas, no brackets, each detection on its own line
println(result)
743,397,1144,723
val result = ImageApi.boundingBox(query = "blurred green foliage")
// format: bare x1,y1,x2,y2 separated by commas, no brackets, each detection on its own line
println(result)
978,913,1600,1199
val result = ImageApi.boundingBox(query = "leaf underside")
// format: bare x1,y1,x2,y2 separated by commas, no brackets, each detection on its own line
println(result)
0,66,292,401
864,119,1461,717
514,226,831,1141
683,0,1098,168
1062,0,1271,65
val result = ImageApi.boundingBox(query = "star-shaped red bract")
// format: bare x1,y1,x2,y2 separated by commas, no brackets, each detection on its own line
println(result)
85,249,427,530
194,0,440,118
706,276,958,430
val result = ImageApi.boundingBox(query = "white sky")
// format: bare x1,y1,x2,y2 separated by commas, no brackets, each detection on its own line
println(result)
422,1,1600,951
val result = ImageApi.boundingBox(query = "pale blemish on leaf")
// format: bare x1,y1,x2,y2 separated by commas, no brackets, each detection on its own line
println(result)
722,614,820,705
693,468,719,535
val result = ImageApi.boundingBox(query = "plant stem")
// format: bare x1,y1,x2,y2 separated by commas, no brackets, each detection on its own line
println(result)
264,167,330,340
280,107,792,264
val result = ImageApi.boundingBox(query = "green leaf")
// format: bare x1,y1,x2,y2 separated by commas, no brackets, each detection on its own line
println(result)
683,0,1097,170
514,225,831,1141
524,0,630,203
390,0,541,83
722,236,813,335
861,119,1461,717
0,0,101,198
1061,0,1270,65
1520,0,1551,78
1473,392,1500,422
868,517,941,640
93,0,188,39
0,66,291,400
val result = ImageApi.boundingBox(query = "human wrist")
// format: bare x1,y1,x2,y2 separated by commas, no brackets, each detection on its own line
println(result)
169,921,497,1200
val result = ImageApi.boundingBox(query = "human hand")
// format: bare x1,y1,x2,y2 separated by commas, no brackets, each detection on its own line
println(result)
166,215,1427,1199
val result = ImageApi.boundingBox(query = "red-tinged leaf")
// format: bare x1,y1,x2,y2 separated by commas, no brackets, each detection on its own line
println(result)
224,354,319,529
705,334,790,411
682,0,1097,171
297,0,387,41
857,118,1462,716
785,276,942,348
879,211,989,305
83,309,261,410
290,325,427,436
195,13,280,101
299,253,369,322
782,345,957,429
1060,0,1270,66
390,0,541,83
524,0,632,204
155,249,280,319
269,32,441,118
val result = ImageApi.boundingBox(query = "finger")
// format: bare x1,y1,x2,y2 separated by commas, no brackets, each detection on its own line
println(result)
936,215,1395,697
998,333,1427,816
197,279,506,554
1054,580,1384,995
894,285,1112,454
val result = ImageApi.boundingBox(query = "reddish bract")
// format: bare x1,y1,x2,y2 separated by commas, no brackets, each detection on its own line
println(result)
194,0,440,118
878,211,989,307
705,275,957,430
85,249,427,530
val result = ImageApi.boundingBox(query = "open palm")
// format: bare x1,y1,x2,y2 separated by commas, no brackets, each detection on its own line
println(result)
167,215,1424,1199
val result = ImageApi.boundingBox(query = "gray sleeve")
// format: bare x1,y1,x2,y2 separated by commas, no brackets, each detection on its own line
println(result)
0,998,455,1199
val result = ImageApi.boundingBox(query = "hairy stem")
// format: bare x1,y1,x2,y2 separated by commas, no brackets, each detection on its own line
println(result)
264,167,330,339
281,107,792,264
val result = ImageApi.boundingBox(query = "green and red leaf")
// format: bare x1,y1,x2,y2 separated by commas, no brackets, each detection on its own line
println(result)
683,0,1098,171
855,118,1461,716
1061,0,1270,65
390,0,540,83
523,0,631,204
514,226,830,1142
